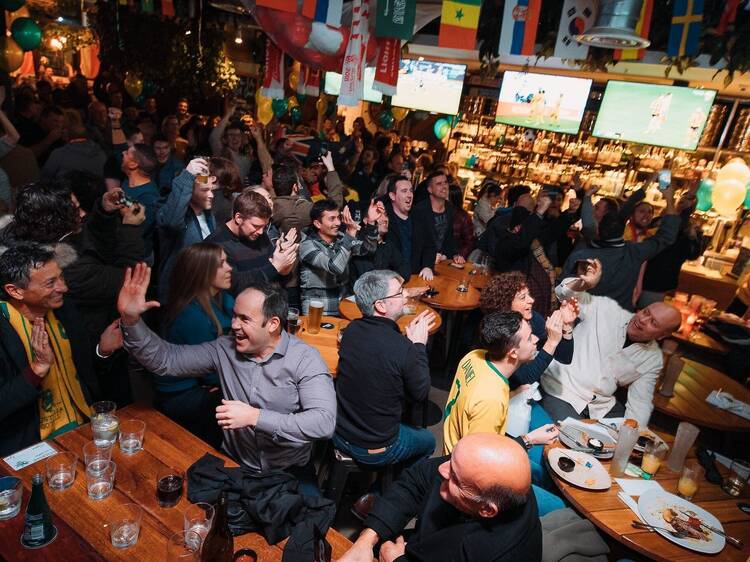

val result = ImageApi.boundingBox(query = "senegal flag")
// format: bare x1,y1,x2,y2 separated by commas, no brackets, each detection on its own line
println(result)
438,0,482,50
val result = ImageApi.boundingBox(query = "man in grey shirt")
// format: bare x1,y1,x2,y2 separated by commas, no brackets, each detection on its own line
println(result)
117,264,336,493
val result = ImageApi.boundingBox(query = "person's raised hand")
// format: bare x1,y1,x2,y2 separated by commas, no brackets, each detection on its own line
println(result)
215,399,259,430
536,194,552,215
559,298,580,325
579,258,602,290
320,150,335,172
545,310,564,346
117,263,160,326
280,227,298,250
526,424,559,446
342,206,359,237
270,238,298,275
101,189,124,213
419,267,434,281
98,319,123,356
186,157,209,177
406,310,435,345
354,137,364,154
29,318,53,377
364,199,385,225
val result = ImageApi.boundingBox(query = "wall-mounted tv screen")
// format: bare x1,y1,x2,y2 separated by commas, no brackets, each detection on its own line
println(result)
324,67,383,104
495,71,593,134
593,81,717,150
391,59,466,115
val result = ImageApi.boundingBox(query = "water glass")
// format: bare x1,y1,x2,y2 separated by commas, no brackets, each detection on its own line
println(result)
92,413,120,448
666,422,700,472
107,503,143,549
183,502,215,549
0,476,23,520
610,423,640,477
86,460,116,500
90,401,117,416
45,452,78,491
678,463,704,500
722,459,750,497
119,419,146,455
167,530,202,561
83,441,113,474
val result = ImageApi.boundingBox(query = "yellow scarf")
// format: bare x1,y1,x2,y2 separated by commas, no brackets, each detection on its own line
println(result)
0,301,91,439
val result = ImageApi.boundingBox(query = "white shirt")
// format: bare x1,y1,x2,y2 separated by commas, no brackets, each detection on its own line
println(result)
196,212,211,239
541,292,663,427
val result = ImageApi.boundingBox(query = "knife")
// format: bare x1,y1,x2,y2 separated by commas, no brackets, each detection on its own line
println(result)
677,510,743,549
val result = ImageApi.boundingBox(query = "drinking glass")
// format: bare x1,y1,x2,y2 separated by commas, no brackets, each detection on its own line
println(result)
107,503,142,548
456,275,470,293
678,463,704,500
722,459,750,497
83,441,113,474
307,300,324,334
90,401,117,417
666,422,700,472
641,441,668,478
167,530,202,561
92,413,120,447
45,452,78,490
287,307,300,336
658,354,684,398
86,460,116,500
119,419,146,455
183,502,215,549
0,476,23,520
610,423,639,477
156,467,184,508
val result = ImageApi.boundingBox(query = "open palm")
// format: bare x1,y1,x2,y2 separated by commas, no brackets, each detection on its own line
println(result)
117,263,160,325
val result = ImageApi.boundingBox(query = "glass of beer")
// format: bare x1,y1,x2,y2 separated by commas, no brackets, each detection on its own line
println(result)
678,463,703,500
156,467,184,508
287,307,300,336
641,441,667,478
307,300,324,334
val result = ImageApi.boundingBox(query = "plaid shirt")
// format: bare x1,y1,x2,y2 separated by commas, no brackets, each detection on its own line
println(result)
299,224,378,315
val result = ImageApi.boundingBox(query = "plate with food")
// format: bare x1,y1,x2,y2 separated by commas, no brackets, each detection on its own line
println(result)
637,492,725,554
547,448,611,490
557,419,617,459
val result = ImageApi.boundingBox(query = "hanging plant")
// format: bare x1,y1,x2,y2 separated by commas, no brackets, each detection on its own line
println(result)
42,23,97,51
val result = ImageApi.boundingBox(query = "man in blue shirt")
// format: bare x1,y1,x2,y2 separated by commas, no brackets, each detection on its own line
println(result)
121,144,160,260
152,133,184,194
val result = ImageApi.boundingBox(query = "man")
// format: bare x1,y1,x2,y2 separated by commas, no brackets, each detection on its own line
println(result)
385,151,405,176
40,111,106,180
625,201,655,242
338,433,542,562
541,259,682,427
152,133,185,194
118,267,335,492
335,270,436,469
350,213,411,283
121,144,160,259
206,189,298,288
411,171,465,280
564,186,680,311
175,97,191,129
299,199,379,315
384,175,434,280
348,145,380,212
17,104,65,167
0,243,121,456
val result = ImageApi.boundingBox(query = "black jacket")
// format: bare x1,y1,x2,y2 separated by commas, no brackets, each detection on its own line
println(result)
0,299,100,456
642,219,703,293
349,239,411,288
365,456,542,561
384,201,435,274
335,316,430,448
411,198,458,263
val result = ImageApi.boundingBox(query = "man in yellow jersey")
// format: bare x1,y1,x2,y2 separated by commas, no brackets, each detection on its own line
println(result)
0,243,121,456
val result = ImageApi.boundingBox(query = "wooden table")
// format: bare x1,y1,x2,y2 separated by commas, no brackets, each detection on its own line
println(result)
677,263,737,311
0,405,354,561
434,260,491,290
671,329,729,355
338,298,442,335
405,274,481,311
295,315,348,374
653,359,750,432
547,430,750,562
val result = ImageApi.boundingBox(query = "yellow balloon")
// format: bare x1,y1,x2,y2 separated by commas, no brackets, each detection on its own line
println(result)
124,73,143,99
717,159,750,185
257,100,274,125
288,96,299,110
392,107,409,122
256,87,270,106
713,178,746,217
288,70,299,92
316,95,327,115
0,37,24,73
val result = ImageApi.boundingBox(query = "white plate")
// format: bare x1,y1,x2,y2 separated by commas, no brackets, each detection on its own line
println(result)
637,492,725,554
547,448,612,490
558,420,616,459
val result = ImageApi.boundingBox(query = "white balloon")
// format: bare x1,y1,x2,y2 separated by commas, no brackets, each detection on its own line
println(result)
717,159,750,185
712,178,746,216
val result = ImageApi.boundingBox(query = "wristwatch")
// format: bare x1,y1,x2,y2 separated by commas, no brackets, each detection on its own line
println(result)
520,435,533,450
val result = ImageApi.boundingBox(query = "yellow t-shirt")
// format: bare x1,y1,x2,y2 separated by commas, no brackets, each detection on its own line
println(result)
443,349,510,454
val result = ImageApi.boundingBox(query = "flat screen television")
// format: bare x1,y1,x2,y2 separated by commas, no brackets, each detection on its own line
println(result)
324,67,383,103
391,59,466,115
495,71,593,134
593,81,717,150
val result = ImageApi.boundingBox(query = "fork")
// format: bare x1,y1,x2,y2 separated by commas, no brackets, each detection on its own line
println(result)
631,521,689,538
676,510,744,548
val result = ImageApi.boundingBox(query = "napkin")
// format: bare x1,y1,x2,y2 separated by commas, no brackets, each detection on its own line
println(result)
706,390,750,421
617,491,646,523
615,478,664,497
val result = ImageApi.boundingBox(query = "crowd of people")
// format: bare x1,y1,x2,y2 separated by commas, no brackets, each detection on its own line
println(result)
0,73,709,561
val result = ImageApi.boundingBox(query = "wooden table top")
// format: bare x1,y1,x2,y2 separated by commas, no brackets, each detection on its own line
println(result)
653,359,750,432
295,315,348,374
546,429,750,562
406,274,481,311
671,329,729,355
0,405,354,561
434,260,491,290
338,298,442,335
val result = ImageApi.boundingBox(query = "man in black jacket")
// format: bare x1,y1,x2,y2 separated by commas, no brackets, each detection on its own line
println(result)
339,433,542,562
0,243,121,456
334,269,436,468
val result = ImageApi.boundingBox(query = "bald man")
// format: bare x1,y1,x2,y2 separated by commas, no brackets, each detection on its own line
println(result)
338,434,542,562
541,260,682,427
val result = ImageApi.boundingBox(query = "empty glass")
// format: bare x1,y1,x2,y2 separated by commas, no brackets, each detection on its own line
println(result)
92,413,120,448
45,452,78,490
86,460,116,500
183,502,215,549
0,476,23,520
119,419,146,455
167,530,202,561
722,459,750,497
107,503,142,548
83,441,113,474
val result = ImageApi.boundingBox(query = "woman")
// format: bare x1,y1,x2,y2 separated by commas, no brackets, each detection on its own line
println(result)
157,243,234,449
161,114,189,161
448,184,475,259
207,156,243,226
472,181,503,238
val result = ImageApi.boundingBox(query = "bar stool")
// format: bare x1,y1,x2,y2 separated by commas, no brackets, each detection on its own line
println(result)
321,448,394,508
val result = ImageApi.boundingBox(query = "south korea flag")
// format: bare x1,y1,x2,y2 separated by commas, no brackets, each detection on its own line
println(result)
553,0,597,59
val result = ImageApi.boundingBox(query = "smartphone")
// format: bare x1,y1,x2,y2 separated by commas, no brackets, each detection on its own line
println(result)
658,169,671,190
574,259,594,275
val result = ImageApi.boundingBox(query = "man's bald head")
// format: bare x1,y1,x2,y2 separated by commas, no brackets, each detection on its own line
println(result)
438,433,531,519
627,302,682,342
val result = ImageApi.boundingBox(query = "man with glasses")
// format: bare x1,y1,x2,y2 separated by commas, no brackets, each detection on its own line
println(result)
334,270,437,475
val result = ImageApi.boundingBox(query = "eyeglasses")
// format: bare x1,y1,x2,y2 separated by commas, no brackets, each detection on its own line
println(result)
378,287,404,301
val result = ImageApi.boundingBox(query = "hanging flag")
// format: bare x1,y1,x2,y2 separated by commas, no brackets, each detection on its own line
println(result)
302,0,317,20
161,0,175,17
262,39,285,99
305,68,321,96
256,0,296,14
499,0,542,56
376,0,416,40
716,0,740,35
314,0,343,25
339,0,370,106
667,0,704,57
438,0,481,50
613,0,652,61
373,37,400,95
297,64,308,97
553,0,595,59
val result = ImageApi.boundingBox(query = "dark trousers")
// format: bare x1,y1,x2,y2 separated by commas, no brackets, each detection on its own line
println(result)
155,385,223,450
540,393,626,423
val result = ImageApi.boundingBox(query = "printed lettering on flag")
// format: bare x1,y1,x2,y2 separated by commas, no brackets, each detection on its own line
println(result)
373,37,400,95
499,0,542,56
376,0,416,41
262,39,285,99
339,0,371,106
553,0,595,59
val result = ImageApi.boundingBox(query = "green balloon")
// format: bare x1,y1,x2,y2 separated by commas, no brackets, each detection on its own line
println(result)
379,110,394,131
271,98,288,118
744,183,750,211
696,178,713,212
290,106,301,125
2,0,25,11
11,17,42,52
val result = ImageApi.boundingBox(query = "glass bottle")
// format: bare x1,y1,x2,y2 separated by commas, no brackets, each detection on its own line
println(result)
201,492,233,562
21,473,56,548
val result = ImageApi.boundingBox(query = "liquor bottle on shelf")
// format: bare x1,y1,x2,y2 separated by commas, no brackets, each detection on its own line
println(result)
201,492,233,562
21,474,56,548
